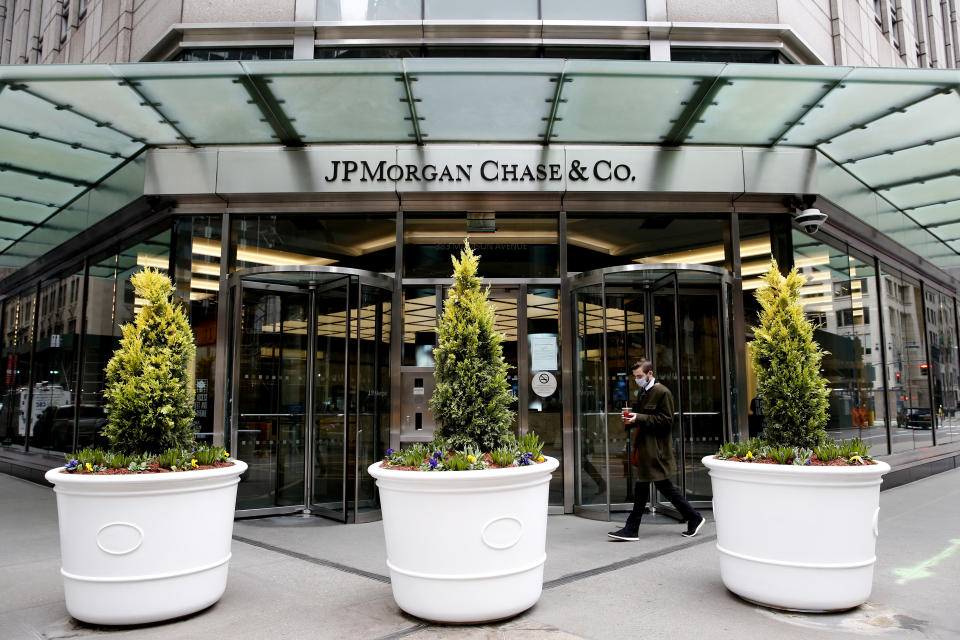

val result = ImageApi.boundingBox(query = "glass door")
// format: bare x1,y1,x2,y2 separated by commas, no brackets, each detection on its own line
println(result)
233,285,309,512
229,268,393,521
571,265,734,520
649,273,684,519
309,276,350,521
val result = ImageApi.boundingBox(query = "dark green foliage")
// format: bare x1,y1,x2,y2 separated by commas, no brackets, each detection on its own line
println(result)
429,241,516,451
102,269,197,455
750,262,830,450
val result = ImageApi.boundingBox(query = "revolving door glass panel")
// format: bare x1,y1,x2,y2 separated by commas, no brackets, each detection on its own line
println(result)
230,269,393,520
234,287,309,510
572,266,732,517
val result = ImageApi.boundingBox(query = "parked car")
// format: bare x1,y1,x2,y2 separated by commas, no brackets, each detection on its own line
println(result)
897,406,934,429
49,405,109,449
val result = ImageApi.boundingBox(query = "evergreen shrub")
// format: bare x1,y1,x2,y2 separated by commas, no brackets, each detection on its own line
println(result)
101,268,197,455
429,241,516,452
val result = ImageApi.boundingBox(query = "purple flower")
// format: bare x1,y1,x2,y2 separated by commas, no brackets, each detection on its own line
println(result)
432,451,442,460
386,448,396,457
65,459,79,471
428,457,438,469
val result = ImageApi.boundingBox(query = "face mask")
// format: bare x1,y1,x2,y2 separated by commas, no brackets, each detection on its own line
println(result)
635,376,644,385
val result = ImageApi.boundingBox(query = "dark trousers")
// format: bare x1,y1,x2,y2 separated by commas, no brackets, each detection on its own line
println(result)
625,479,699,531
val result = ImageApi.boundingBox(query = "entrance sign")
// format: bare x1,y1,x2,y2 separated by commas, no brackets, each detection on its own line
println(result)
531,371,558,398
529,333,558,371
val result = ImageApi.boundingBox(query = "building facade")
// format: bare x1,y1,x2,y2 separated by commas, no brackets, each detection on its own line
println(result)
1,1,960,523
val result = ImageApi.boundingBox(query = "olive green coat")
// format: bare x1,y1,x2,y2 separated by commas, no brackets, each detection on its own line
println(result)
631,382,677,482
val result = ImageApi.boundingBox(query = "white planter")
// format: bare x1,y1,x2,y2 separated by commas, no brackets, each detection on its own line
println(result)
368,457,559,623
702,455,890,612
45,460,247,625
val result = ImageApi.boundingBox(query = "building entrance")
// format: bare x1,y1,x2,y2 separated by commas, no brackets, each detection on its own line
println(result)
570,265,735,521
398,283,564,506
227,267,392,521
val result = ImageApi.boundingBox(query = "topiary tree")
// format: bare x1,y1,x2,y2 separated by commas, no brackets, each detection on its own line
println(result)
102,268,196,454
429,240,515,451
750,260,830,450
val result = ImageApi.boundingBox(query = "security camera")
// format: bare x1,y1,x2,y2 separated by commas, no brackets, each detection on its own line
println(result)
794,207,828,234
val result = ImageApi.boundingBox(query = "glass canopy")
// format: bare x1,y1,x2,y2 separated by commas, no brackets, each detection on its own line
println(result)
1,59,959,269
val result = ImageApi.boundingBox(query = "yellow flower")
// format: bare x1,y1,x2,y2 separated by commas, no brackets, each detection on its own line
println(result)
224,452,230,458
84,462,92,472
849,455,863,465
537,456,545,463
191,458,198,468
745,451,754,461
467,455,476,463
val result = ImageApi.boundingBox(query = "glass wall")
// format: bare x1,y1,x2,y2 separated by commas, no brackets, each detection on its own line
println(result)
566,214,731,273
880,265,933,452
928,289,958,444
316,0,646,21
739,216,774,439
231,214,396,274
171,217,222,443
793,232,887,453
29,267,85,453
527,287,563,505
0,292,35,449
403,214,558,278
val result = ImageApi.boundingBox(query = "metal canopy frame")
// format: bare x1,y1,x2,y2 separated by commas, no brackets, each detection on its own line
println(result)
1,60,960,271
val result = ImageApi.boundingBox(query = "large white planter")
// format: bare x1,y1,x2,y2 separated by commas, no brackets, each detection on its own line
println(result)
45,460,247,625
702,455,890,612
368,456,559,623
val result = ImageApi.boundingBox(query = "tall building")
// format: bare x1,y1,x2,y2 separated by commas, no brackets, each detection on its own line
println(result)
1,1,959,522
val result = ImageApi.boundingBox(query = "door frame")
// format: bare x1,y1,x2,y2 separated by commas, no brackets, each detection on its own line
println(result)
568,263,735,521
227,265,394,521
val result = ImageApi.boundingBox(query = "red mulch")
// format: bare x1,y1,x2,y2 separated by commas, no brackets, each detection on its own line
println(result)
716,455,876,466
61,461,235,475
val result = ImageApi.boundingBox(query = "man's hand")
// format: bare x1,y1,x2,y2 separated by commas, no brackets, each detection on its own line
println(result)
623,412,637,424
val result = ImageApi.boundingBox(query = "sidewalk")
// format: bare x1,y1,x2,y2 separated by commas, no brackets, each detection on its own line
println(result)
1,469,958,639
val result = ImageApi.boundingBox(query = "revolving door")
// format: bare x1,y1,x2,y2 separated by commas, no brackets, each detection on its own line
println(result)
227,266,392,522
571,264,736,521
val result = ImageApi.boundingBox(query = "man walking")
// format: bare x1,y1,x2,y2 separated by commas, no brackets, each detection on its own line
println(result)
608,359,705,541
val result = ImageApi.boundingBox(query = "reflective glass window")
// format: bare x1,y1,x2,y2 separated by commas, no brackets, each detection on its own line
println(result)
566,214,731,273
172,216,222,444
231,215,396,274
403,214,558,278
527,287,562,506
30,267,85,453
541,0,646,20
0,292,35,450
929,290,959,444
77,254,120,449
423,0,538,19
793,233,887,451
402,286,437,367
317,0,421,20
880,265,933,451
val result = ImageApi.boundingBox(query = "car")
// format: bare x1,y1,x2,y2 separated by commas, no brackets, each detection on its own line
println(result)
897,407,934,429
49,405,109,449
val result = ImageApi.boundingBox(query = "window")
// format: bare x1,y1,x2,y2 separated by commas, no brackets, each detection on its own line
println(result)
78,0,87,20
875,0,884,26
60,1,70,44
891,1,901,48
